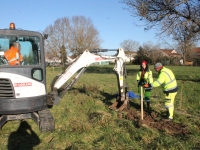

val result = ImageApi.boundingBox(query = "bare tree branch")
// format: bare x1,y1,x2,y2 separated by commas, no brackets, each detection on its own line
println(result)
44,17,71,67
121,0,200,64
44,16,102,62
69,16,101,56
121,0,200,36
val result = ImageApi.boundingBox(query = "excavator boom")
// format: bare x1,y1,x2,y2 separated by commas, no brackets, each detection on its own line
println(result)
47,48,129,111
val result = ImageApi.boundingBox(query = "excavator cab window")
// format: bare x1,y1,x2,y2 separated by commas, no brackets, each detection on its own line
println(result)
0,35,41,66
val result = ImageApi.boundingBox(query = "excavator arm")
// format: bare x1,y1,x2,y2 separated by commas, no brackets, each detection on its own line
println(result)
47,48,129,111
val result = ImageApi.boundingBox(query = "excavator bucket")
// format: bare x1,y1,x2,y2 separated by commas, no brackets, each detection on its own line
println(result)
109,94,130,111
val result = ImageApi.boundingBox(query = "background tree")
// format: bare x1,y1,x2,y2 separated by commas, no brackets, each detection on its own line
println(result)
142,41,161,64
134,41,161,64
120,39,139,51
121,0,200,35
44,16,101,63
23,51,33,65
134,46,147,64
121,0,200,63
69,16,101,56
60,44,67,68
44,17,71,67
171,25,197,64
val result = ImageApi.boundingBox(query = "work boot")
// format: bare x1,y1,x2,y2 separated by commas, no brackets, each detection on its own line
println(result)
163,118,173,122
165,109,169,118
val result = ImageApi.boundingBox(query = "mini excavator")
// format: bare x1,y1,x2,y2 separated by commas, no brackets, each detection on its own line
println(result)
0,23,129,132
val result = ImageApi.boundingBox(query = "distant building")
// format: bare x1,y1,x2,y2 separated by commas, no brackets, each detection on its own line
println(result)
160,49,182,65
45,56,61,66
124,51,137,62
65,56,75,64
192,47,200,58
191,47,200,66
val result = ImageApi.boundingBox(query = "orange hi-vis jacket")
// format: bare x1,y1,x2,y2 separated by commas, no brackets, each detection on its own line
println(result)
4,46,23,65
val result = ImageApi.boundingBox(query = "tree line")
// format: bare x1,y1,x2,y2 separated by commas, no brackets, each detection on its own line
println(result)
44,16,101,68
121,0,200,65
44,1,200,66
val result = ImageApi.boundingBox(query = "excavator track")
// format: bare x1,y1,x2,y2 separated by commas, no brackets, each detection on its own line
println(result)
38,108,55,132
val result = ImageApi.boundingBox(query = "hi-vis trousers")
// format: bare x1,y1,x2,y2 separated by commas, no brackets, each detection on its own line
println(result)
164,92,177,119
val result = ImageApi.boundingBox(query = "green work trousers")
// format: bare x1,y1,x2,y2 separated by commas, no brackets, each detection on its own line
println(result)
138,86,151,102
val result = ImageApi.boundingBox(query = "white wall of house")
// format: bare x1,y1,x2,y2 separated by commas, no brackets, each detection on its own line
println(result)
125,56,134,62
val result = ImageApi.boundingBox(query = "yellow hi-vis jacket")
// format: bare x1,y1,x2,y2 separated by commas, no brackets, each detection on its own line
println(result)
136,69,153,84
152,67,178,93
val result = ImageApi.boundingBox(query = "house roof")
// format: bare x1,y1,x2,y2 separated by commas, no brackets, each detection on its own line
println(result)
192,47,200,53
192,47,200,57
160,49,174,55
160,49,182,57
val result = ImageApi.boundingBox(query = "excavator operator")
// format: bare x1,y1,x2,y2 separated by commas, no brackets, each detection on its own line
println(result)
4,42,23,65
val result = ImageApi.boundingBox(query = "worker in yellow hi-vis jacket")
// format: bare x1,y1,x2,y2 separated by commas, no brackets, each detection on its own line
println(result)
136,60,153,111
144,62,178,121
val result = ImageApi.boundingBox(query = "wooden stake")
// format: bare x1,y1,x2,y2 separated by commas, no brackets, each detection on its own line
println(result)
140,86,143,120
180,81,184,110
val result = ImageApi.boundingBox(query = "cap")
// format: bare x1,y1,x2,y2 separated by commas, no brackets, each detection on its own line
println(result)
142,60,147,64
154,62,163,68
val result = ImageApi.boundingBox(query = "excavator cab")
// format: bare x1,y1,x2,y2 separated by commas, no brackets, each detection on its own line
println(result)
0,23,54,132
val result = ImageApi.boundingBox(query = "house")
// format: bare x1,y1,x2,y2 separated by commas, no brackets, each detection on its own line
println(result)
192,47,200,58
45,56,61,66
191,47,200,66
160,49,182,65
160,48,200,66
65,56,75,64
124,51,137,62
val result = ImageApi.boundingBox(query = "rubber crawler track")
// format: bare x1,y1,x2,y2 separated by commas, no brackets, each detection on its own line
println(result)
38,108,55,132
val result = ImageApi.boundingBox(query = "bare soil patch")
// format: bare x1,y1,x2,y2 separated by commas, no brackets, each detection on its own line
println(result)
120,108,189,135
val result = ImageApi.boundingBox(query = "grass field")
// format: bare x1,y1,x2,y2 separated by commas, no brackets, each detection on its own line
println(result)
0,65,200,149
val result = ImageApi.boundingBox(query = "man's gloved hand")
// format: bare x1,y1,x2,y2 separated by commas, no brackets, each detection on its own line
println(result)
143,83,152,89
143,83,149,88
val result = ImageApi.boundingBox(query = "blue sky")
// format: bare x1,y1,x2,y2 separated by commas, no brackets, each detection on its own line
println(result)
0,0,172,54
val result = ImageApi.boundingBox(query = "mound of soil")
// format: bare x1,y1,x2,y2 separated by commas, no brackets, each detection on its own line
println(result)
123,108,189,135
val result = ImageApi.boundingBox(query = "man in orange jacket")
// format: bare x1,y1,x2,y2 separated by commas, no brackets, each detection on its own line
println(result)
4,42,23,65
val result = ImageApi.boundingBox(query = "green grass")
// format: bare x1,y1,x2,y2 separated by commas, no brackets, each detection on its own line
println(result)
0,65,200,149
